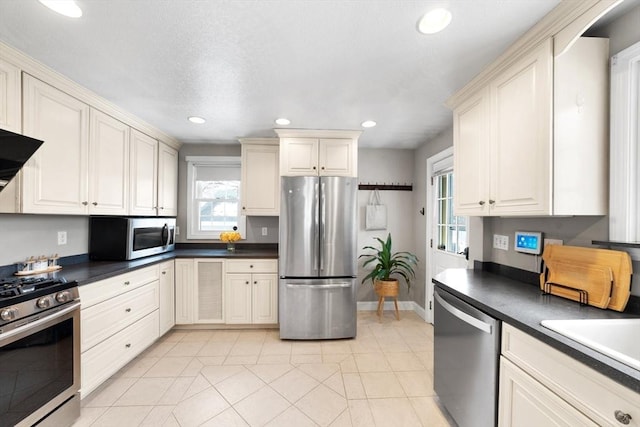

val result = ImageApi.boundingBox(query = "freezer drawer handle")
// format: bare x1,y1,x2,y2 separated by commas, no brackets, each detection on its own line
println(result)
435,292,492,334
286,283,351,289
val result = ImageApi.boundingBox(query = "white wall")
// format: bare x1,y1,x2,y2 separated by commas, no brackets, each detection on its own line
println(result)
0,214,88,266
357,148,415,302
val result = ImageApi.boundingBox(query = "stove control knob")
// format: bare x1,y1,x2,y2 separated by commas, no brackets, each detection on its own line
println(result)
0,307,18,321
37,296,53,309
56,291,72,303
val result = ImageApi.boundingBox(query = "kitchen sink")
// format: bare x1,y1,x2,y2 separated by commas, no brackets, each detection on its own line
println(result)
540,318,640,371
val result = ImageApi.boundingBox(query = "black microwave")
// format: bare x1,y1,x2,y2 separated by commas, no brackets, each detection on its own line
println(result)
89,216,176,260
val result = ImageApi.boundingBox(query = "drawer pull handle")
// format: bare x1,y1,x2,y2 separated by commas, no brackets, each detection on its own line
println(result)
124,281,130,286
125,308,132,313
614,410,632,425
125,343,131,348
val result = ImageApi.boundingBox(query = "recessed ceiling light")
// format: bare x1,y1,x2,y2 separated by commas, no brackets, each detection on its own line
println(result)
417,8,452,34
38,0,83,18
188,116,206,124
361,120,377,128
275,118,291,126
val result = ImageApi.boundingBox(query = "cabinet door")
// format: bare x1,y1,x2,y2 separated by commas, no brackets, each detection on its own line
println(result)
252,273,278,324
22,75,90,214
175,259,194,325
0,58,20,132
319,138,355,177
241,143,280,215
453,89,490,216
490,39,552,216
159,260,175,335
129,128,158,216
0,59,21,213
280,138,319,176
499,357,598,427
89,109,129,215
225,273,252,324
195,259,224,323
158,142,178,216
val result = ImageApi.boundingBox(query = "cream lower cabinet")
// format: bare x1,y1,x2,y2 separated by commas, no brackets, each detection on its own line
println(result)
159,260,175,335
78,265,161,397
240,139,279,216
175,259,225,324
225,259,278,324
453,37,608,216
499,324,640,427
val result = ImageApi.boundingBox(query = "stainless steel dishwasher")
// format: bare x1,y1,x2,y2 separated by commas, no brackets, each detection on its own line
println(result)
434,286,501,427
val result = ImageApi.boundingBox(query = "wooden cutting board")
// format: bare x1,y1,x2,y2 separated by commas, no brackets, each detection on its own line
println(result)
540,245,632,312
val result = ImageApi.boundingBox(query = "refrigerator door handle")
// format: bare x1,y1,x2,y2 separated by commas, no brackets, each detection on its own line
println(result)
320,180,326,272
314,182,320,271
286,283,352,289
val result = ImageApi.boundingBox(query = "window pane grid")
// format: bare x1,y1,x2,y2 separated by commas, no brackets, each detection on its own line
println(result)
435,172,467,254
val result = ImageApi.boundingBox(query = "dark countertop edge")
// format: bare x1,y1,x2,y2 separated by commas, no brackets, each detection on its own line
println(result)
47,247,278,286
433,268,640,394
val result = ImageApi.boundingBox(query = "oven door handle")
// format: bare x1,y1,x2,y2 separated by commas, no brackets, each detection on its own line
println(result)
0,301,80,342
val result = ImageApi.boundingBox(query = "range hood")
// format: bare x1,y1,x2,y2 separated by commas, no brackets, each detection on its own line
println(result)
0,129,44,193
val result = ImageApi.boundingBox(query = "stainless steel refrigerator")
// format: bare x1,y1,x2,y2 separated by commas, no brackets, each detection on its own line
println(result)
279,176,357,339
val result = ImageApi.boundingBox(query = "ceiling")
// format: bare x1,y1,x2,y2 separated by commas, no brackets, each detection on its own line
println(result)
0,0,563,148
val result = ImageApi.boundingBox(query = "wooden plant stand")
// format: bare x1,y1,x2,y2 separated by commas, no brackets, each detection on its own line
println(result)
374,279,400,320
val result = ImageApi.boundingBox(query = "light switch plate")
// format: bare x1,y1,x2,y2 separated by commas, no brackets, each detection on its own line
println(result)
493,234,509,251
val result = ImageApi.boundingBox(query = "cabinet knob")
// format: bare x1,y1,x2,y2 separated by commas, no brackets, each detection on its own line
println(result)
160,206,164,210
312,166,317,170
321,166,325,170
245,281,250,285
614,410,632,425
162,271,166,275
82,201,88,206
250,265,254,268
125,343,131,348
124,281,130,286
125,308,132,313
242,206,246,210
92,202,97,206
254,281,257,284
478,201,485,206
489,199,495,205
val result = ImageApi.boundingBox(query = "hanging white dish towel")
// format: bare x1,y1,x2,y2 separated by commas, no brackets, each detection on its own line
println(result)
365,189,387,230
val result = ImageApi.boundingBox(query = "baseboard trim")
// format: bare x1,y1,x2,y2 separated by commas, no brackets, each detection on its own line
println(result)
357,301,428,322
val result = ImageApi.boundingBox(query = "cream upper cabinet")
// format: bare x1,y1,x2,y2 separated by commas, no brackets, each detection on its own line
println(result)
158,142,178,217
22,74,90,215
276,129,360,177
129,128,158,216
89,108,130,215
240,139,279,216
0,58,20,132
0,59,21,213
453,37,607,216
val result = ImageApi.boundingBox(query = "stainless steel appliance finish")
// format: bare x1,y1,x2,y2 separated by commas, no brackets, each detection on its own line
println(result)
0,275,80,427
89,216,176,260
434,287,500,427
279,176,357,340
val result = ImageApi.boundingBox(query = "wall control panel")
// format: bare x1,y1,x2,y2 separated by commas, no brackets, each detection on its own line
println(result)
515,231,542,255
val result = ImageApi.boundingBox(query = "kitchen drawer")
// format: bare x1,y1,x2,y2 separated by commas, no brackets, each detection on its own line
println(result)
225,259,277,274
79,264,160,308
81,280,159,352
502,323,640,427
81,310,159,398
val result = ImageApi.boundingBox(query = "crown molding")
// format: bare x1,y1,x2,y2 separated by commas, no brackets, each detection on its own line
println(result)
446,0,622,110
274,128,362,139
0,41,181,150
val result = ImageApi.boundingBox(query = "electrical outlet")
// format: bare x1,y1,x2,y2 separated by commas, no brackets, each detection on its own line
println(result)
175,226,180,235
57,231,67,245
493,234,509,251
544,238,563,247
261,227,268,236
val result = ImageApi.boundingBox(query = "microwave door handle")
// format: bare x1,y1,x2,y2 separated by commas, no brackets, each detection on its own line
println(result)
162,224,169,246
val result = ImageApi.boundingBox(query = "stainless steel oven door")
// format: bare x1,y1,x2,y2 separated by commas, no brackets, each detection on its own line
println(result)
0,302,81,427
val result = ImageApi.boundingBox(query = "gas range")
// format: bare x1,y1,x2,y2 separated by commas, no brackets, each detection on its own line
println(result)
0,275,79,332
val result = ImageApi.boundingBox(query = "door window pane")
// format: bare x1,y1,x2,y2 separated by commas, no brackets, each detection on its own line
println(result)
435,172,468,254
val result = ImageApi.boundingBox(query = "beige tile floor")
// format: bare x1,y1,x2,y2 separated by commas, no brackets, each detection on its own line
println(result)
74,311,454,427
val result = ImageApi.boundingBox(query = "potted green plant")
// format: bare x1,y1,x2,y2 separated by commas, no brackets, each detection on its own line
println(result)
359,233,418,319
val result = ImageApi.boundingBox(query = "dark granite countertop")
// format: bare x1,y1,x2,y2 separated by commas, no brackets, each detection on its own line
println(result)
51,245,278,286
433,268,640,394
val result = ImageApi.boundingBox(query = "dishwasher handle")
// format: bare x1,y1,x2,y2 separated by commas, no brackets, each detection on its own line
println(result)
435,291,493,334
